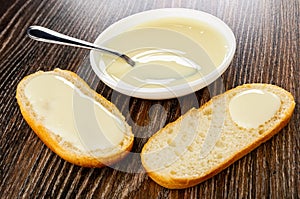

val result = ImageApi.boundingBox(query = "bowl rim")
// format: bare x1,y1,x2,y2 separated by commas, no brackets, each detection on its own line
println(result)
90,8,236,99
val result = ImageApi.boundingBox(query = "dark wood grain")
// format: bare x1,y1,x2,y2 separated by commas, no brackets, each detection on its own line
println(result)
0,0,299,198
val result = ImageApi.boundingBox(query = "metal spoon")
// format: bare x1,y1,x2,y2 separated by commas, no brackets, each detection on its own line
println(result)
27,26,135,66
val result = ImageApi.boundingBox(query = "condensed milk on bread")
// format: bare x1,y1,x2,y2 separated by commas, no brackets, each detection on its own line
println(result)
24,74,125,151
229,89,281,128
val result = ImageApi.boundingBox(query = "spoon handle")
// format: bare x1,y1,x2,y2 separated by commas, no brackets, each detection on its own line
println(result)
27,26,135,66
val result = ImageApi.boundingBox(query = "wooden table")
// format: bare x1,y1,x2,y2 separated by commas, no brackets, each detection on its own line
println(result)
1,0,299,198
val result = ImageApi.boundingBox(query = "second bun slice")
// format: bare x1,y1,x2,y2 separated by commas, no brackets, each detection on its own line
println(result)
16,68,134,167
141,84,295,189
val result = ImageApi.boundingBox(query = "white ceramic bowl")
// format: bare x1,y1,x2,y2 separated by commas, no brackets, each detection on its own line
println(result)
90,8,236,99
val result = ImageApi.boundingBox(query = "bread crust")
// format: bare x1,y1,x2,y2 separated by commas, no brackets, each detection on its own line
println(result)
141,84,295,189
16,68,134,168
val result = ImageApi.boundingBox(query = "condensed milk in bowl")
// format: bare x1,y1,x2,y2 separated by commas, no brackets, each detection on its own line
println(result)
90,8,236,99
